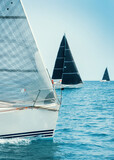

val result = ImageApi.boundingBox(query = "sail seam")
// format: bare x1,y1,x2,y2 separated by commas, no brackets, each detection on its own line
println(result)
0,16,26,19
0,69,38,72
63,72,78,74
65,49,70,50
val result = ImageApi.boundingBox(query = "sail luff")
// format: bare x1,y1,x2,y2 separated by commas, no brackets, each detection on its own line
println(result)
21,0,54,87
20,0,53,88
61,35,66,81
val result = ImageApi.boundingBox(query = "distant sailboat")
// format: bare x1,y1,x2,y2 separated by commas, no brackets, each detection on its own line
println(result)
101,68,110,82
52,35,83,88
0,0,60,139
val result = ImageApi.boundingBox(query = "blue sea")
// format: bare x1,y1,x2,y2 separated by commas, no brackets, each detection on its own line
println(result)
0,81,114,160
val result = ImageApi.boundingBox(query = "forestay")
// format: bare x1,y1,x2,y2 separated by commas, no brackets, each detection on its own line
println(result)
0,0,56,107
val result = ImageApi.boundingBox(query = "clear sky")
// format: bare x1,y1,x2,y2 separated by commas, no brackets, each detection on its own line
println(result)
22,0,114,80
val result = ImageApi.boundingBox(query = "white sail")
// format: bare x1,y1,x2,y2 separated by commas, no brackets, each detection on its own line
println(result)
0,0,55,107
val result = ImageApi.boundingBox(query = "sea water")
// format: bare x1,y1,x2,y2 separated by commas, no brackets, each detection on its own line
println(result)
0,81,114,160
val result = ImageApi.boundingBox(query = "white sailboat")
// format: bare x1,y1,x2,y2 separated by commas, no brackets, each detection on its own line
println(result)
0,0,60,139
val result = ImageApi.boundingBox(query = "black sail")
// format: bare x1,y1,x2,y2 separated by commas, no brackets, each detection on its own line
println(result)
52,36,65,79
62,36,82,85
52,35,82,84
102,68,110,81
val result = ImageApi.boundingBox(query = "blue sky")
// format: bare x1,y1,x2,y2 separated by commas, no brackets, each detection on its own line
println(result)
22,0,114,80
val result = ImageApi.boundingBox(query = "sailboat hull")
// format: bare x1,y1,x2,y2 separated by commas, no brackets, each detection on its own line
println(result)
53,80,83,89
61,83,83,89
0,104,59,139
101,80,110,82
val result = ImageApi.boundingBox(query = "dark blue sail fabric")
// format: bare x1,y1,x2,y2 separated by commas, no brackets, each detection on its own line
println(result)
52,36,65,79
102,68,110,81
52,35,82,85
62,37,82,84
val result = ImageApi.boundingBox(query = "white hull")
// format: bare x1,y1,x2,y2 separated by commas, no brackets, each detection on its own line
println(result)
100,80,110,82
62,83,83,89
54,81,83,89
0,103,59,139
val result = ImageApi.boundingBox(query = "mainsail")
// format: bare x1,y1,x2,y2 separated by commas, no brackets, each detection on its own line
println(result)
52,35,82,85
52,36,65,79
102,68,110,81
0,0,56,107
